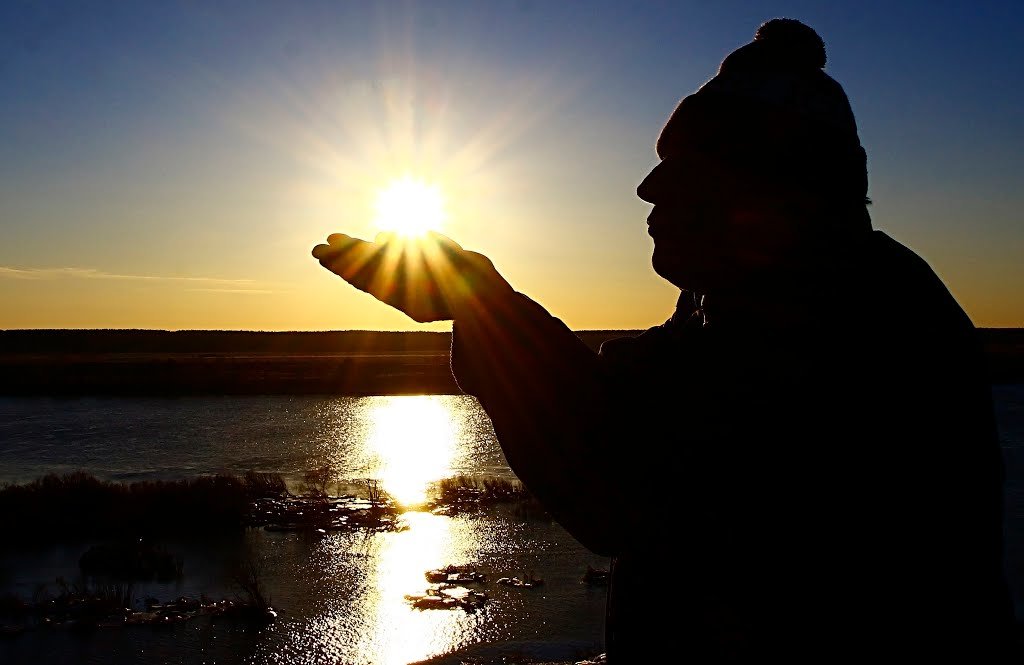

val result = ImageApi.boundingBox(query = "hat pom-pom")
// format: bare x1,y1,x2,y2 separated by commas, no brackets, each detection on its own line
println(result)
754,18,826,69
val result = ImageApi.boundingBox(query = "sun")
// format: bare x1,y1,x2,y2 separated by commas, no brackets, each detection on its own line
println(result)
374,176,446,238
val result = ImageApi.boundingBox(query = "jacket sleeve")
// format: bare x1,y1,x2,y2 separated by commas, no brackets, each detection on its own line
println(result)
450,289,632,556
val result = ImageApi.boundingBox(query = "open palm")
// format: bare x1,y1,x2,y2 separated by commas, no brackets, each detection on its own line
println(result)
311,231,511,322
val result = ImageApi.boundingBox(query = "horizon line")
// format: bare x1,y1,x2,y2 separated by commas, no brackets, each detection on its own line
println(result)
2,327,1021,333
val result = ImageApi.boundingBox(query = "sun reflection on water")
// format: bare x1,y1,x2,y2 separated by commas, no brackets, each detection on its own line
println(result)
272,512,491,665
278,395,501,663
356,511,485,665
366,395,459,507
356,397,487,663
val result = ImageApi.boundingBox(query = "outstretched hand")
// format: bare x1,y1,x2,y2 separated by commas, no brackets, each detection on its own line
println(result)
311,231,512,322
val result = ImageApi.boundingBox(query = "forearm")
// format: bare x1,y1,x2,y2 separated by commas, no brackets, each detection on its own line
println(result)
451,290,623,555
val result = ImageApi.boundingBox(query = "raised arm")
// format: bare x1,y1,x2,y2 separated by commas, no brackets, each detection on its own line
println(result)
312,231,627,554
450,288,627,555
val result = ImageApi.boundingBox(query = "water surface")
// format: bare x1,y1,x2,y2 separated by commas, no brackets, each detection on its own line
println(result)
1,387,1023,664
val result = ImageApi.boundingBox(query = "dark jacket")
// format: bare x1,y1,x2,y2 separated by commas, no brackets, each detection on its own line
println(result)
451,230,1016,662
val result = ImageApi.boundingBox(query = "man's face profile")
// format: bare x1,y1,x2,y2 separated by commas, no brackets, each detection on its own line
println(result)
638,134,739,293
639,118,807,295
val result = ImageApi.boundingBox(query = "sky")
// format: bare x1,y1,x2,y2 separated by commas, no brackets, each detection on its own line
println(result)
1,0,1021,331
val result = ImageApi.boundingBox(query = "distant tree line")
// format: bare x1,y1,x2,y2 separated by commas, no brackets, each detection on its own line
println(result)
0,329,453,354
0,329,1019,393
0,329,638,355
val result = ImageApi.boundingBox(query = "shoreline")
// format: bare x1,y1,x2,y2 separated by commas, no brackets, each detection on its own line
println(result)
0,329,638,396
1,328,1021,395
0,352,464,396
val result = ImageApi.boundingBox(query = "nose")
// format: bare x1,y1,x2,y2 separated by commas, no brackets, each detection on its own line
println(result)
637,161,668,204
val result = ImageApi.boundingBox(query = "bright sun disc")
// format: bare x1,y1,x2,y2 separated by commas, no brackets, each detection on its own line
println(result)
374,176,445,237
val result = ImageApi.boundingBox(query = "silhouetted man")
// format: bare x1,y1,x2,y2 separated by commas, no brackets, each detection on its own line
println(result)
313,19,1016,663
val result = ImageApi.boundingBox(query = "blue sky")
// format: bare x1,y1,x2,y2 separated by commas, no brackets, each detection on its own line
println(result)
1,1,1021,329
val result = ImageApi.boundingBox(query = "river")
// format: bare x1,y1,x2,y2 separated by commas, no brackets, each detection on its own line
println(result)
1,387,1022,664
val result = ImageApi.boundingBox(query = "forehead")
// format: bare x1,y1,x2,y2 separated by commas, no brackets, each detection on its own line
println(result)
657,93,788,162
656,95,724,160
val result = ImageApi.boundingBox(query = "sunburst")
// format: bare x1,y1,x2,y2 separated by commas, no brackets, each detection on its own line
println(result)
374,176,445,237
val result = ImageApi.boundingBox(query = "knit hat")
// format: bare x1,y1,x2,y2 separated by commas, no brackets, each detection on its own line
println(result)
658,19,869,213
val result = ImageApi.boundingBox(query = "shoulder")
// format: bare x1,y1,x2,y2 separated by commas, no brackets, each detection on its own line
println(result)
598,315,701,369
861,230,976,334
848,231,990,393
597,326,665,363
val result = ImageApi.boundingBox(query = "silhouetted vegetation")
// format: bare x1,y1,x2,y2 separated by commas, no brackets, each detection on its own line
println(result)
0,471,285,540
0,471,548,543
0,470,415,542
227,547,276,622
299,465,340,500
253,493,403,533
428,474,548,518
243,470,287,496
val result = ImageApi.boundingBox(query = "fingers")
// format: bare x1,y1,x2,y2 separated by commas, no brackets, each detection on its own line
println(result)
326,232,357,246
311,243,333,260
312,233,362,261
311,234,383,292
308,230,498,323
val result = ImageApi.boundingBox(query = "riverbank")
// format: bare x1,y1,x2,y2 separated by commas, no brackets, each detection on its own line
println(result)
1,328,1021,395
0,471,608,665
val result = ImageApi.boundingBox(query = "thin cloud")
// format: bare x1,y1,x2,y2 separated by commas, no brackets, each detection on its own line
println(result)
0,266,258,286
187,288,287,295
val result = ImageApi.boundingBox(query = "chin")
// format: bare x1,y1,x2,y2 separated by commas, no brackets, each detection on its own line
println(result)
652,250,719,293
652,253,692,291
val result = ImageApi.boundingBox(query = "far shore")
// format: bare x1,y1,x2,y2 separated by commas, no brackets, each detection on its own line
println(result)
1,328,1021,396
